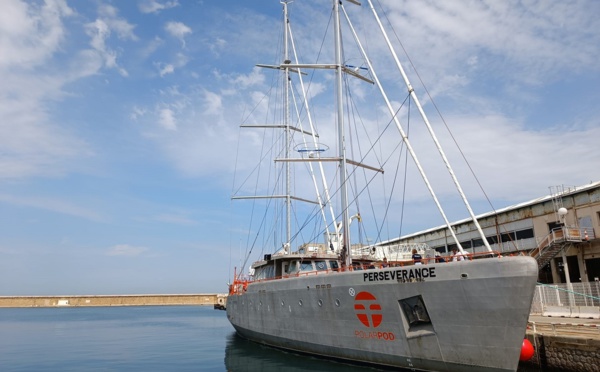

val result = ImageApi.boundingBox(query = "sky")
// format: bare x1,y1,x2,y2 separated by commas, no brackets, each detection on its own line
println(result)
1,0,599,296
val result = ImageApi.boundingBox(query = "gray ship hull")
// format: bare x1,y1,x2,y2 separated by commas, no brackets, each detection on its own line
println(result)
227,256,538,372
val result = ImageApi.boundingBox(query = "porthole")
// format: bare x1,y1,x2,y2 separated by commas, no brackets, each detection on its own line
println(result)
298,300,303,306
335,299,341,307
318,299,323,307
281,300,285,306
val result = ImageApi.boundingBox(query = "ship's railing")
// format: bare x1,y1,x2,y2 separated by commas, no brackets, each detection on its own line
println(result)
229,251,505,294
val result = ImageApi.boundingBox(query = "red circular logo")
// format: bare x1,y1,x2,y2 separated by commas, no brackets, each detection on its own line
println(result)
354,291,382,328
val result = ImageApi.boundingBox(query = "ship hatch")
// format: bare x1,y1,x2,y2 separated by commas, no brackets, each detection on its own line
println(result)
398,295,435,337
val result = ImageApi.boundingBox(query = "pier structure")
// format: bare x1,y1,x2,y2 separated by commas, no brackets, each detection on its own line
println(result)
0,294,227,308
525,315,599,372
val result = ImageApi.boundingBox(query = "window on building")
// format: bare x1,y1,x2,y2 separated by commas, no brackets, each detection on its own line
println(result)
501,232,515,243
515,229,534,240
472,238,484,247
579,215,592,229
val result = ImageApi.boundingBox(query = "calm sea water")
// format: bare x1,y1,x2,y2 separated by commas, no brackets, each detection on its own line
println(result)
0,306,538,371
0,306,378,372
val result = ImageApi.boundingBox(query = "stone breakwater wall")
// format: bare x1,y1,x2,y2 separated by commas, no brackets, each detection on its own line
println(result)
0,294,228,308
522,334,600,372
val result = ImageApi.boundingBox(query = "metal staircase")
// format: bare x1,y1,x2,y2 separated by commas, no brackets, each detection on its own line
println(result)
534,241,571,269
531,228,583,269
530,185,582,268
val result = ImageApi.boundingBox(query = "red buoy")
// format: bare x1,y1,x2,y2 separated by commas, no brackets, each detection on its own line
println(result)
519,338,535,361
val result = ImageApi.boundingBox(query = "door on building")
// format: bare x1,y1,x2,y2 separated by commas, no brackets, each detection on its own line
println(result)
586,258,600,282
555,256,582,283
548,221,562,232
538,263,553,284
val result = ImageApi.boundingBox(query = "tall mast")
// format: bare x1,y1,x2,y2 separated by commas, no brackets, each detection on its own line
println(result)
283,1,292,253
333,0,352,267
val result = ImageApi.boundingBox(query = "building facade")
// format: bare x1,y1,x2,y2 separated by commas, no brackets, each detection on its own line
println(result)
386,182,600,284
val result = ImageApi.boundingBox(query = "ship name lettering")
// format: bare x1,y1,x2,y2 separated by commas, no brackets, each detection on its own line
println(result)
362,267,436,282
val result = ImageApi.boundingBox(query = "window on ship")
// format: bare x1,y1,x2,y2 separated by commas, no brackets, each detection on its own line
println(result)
315,261,327,271
300,261,313,271
329,260,339,270
287,261,298,274
266,265,275,278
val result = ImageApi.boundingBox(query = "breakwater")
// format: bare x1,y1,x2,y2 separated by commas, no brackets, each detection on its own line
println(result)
0,294,227,308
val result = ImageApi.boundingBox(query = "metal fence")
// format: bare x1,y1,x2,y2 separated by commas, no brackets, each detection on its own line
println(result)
530,282,600,317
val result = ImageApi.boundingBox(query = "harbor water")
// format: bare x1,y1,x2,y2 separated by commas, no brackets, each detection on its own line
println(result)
0,306,539,371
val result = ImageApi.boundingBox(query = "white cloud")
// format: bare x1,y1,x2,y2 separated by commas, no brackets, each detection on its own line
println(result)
138,0,179,14
382,0,600,89
0,0,73,69
165,21,191,47
106,244,148,257
99,4,137,41
140,36,164,58
0,193,103,221
202,90,222,116
155,52,189,76
159,63,174,76
159,108,177,130
230,67,265,89
130,106,147,120
0,0,93,180
85,4,138,76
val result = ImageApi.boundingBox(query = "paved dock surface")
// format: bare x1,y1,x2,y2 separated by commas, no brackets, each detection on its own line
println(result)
528,314,600,339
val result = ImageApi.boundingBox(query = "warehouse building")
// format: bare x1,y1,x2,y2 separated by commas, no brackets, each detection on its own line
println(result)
386,182,600,284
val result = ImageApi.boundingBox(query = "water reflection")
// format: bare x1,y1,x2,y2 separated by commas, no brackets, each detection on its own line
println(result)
224,332,541,372
224,332,379,372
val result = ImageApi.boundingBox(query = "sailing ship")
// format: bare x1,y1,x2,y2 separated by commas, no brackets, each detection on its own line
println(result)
226,1,538,371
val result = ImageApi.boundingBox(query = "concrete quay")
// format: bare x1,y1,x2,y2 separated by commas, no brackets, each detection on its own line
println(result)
522,315,600,372
0,294,228,308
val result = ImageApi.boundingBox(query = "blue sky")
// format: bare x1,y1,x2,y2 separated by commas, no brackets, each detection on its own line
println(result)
1,0,599,296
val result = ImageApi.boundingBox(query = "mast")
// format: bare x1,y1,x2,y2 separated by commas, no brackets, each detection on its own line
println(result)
333,0,352,267
283,1,292,253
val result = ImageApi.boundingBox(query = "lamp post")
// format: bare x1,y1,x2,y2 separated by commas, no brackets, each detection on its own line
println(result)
558,207,574,307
